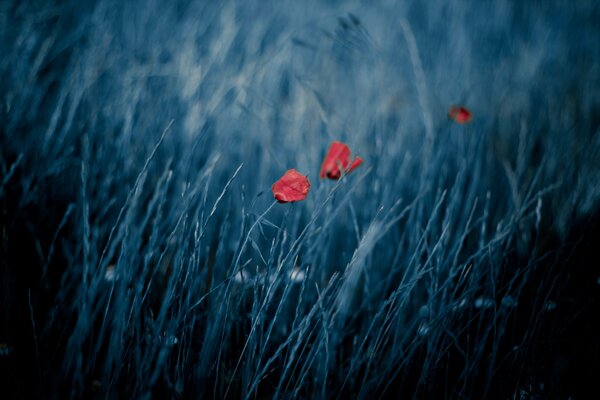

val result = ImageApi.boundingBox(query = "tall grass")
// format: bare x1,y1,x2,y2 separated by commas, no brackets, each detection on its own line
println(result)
1,0,600,398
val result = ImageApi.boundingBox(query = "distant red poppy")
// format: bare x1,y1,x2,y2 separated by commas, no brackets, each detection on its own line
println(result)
319,141,363,180
272,169,310,203
448,106,472,124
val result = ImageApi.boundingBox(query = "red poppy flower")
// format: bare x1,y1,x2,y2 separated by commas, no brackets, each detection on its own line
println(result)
319,141,363,180
448,106,472,124
272,169,310,203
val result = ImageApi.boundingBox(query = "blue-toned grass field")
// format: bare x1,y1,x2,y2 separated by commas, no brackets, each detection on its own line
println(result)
1,0,600,398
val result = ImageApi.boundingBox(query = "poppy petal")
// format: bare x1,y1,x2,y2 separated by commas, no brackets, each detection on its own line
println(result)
348,156,363,173
271,169,310,203
320,141,351,179
320,141,362,180
448,106,472,124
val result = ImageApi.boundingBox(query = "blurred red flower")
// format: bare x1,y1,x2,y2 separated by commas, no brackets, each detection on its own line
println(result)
272,169,310,203
448,106,472,124
319,141,363,180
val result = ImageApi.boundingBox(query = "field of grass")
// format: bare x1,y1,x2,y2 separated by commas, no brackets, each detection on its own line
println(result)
1,0,600,398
